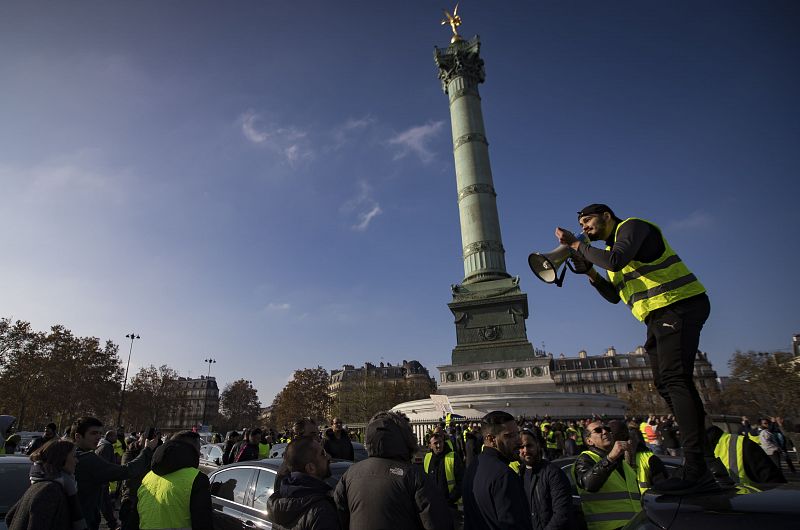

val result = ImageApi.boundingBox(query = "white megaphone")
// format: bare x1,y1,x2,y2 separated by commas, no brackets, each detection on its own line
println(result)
528,233,588,287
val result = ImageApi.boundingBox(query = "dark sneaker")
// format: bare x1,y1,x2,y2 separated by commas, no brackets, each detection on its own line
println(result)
650,468,721,495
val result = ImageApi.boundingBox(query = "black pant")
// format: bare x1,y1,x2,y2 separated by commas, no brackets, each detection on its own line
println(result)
644,294,710,468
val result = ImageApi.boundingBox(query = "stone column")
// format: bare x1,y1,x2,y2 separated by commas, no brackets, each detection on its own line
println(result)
435,37,510,285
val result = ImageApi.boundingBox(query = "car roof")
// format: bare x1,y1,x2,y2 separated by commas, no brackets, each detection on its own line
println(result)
210,458,352,474
0,455,32,464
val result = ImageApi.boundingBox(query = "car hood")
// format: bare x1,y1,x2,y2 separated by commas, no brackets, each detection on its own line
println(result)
638,483,800,529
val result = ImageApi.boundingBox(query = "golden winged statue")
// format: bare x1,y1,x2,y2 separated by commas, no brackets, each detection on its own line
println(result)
441,3,462,43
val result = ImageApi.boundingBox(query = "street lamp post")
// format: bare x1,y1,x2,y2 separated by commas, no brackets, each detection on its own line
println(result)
117,333,141,428
201,358,217,428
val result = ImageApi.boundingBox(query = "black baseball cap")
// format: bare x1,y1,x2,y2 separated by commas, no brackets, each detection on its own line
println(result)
577,203,615,219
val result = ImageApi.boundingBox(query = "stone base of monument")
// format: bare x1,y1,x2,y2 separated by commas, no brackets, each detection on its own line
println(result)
392,391,626,422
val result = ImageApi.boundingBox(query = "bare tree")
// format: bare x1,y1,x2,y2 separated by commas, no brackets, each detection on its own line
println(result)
124,365,181,429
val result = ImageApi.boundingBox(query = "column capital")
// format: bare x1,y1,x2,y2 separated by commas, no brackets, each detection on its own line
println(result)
434,36,485,94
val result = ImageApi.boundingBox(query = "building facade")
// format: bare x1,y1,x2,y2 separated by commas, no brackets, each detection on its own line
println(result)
549,347,720,408
163,375,220,431
330,360,435,393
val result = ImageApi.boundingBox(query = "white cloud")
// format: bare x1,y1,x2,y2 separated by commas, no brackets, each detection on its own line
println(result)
388,121,444,163
239,109,313,166
341,180,383,232
667,211,714,231
265,302,291,311
353,204,383,232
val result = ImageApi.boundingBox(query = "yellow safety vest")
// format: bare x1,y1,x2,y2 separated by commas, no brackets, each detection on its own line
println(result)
574,451,642,530
423,451,457,496
606,218,706,322
634,450,653,493
714,433,759,490
258,442,271,459
509,460,521,473
137,467,199,529
567,427,583,446
546,431,558,450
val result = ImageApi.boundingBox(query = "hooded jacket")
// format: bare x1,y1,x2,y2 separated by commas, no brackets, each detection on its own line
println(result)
322,428,354,461
334,413,453,530
132,439,213,530
267,472,339,530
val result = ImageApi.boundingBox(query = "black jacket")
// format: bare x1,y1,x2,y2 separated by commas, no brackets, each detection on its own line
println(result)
231,441,261,462
76,445,153,530
268,472,340,530
463,447,533,530
323,429,355,461
464,431,482,470
131,440,213,530
521,461,573,530
334,414,452,530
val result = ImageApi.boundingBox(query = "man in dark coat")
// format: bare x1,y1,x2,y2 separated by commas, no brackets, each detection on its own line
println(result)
221,430,240,465
334,411,452,530
323,418,354,461
464,423,483,470
73,417,156,530
26,422,57,455
463,411,532,530
267,437,340,530
518,430,572,530
232,428,262,462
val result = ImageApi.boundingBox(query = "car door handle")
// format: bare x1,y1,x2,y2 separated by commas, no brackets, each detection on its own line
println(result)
244,521,256,527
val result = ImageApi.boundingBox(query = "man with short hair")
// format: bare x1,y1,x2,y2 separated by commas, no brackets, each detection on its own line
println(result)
27,422,58,455
573,420,641,530
73,417,157,530
97,430,121,530
558,204,717,493
267,437,340,530
233,428,263,462
518,430,572,530
334,411,452,530
462,411,532,530
135,430,213,530
424,431,464,515
323,418,354,461
293,418,319,439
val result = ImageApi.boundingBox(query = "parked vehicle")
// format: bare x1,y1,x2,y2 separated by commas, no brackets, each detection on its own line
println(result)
208,458,353,530
0,454,33,530
11,432,43,454
199,443,226,475
268,441,368,462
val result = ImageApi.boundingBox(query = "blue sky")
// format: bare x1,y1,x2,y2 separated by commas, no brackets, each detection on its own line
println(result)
1,1,798,405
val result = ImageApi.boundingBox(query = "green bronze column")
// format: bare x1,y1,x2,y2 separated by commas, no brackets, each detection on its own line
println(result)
435,37,510,285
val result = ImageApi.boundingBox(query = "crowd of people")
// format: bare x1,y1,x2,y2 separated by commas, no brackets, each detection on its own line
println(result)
2,409,795,530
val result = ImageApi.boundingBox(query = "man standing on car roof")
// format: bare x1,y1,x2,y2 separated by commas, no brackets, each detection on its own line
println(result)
558,203,717,494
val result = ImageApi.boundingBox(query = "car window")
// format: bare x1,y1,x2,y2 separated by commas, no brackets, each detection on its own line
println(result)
210,468,254,505
209,446,223,460
252,469,276,512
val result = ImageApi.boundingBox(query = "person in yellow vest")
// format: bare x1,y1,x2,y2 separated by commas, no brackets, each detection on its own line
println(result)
573,420,641,530
259,430,272,460
542,423,558,461
135,430,212,530
706,426,786,487
558,204,717,494
423,431,463,524
610,420,668,493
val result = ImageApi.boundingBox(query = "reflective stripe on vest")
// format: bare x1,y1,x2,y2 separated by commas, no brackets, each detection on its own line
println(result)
606,218,706,322
423,452,457,493
574,451,642,530
635,450,652,493
714,433,759,490
137,467,199,529
546,432,558,449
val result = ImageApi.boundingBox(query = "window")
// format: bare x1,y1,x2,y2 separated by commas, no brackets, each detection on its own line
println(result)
210,468,254,505
209,446,223,461
252,469,277,512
